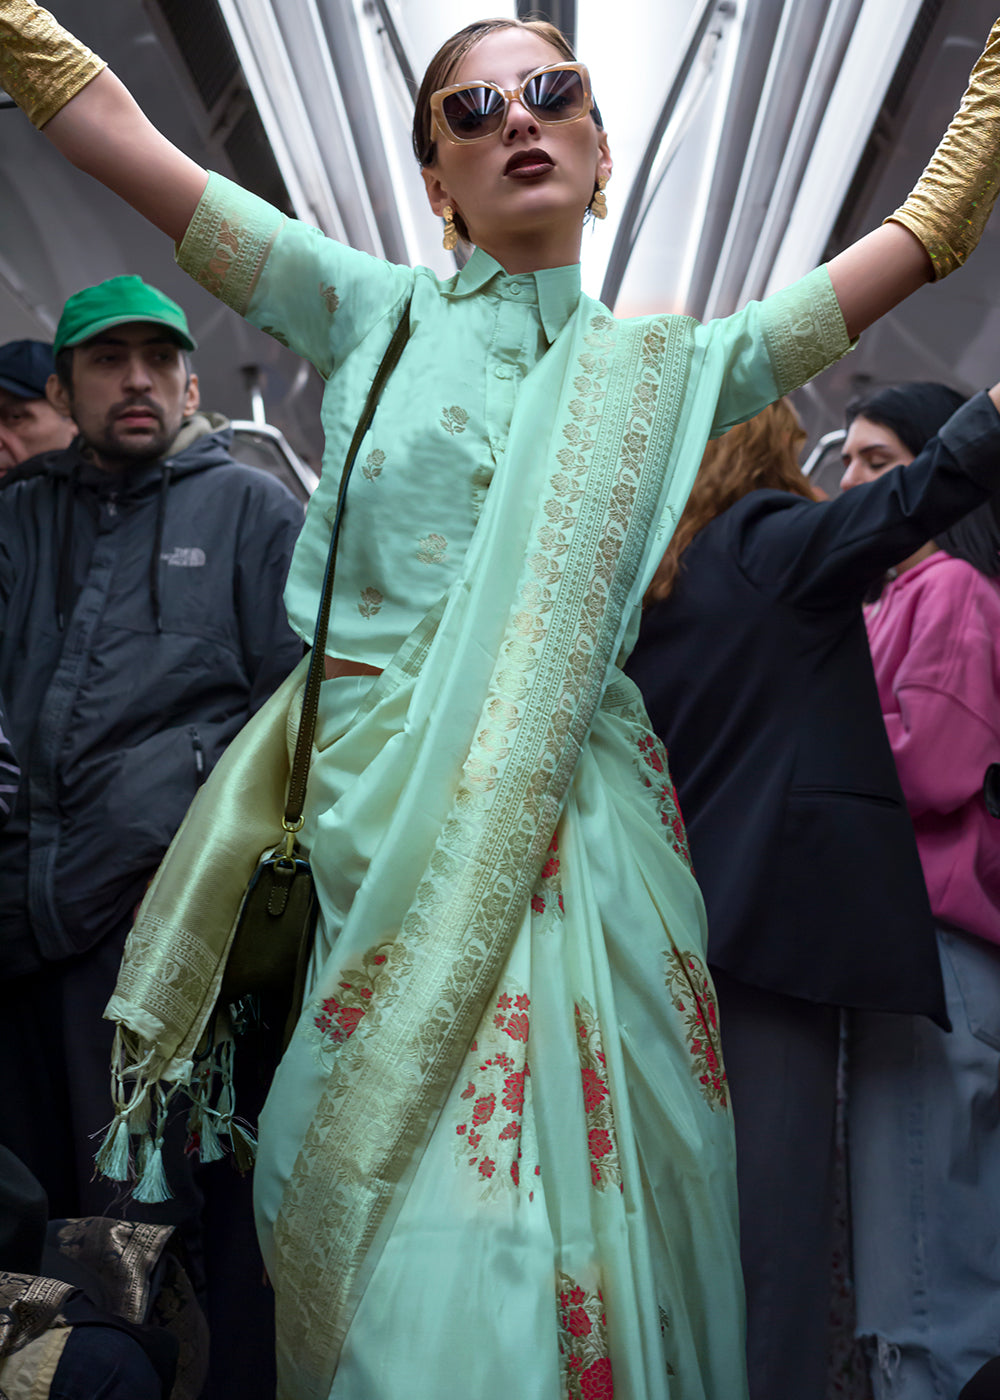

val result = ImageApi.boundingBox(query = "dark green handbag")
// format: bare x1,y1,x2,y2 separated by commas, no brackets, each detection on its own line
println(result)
219,301,411,1044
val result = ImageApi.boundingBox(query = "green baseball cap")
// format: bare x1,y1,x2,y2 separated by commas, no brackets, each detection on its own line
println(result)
54,275,197,356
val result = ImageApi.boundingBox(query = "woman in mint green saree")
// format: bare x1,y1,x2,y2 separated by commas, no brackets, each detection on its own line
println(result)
6,5,1000,1397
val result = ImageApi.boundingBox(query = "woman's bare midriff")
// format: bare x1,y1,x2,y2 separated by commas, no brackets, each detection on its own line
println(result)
324,655,384,680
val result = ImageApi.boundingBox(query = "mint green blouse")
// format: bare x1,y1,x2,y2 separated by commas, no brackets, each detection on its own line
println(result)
177,172,851,669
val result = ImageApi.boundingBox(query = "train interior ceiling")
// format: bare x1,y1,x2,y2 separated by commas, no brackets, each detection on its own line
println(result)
1,0,996,491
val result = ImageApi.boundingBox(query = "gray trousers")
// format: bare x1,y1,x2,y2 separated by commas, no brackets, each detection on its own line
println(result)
713,968,841,1400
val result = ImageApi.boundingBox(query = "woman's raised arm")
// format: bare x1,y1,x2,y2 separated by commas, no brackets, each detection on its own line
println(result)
43,71,208,243
826,224,932,342
1,3,207,243
828,17,1000,341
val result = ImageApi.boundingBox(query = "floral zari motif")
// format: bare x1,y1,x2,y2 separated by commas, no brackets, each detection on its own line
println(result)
362,448,385,481
663,948,728,1110
452,985,540,1196
530,831,564,918
416,533,448,566
574,1000,621,1192
358,585,383,618
636,733,692,869
557,1272,615,1399
198,216,245,300
440,405,469,435
310,943,404,1054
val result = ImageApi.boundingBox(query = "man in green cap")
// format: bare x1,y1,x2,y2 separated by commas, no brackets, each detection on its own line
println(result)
46,274,199,470
0,276,304,1358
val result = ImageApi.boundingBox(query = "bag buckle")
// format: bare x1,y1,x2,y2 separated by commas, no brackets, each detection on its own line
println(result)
280,815,304,861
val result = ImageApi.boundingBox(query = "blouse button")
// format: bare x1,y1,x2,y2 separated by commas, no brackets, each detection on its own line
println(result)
494,365,512,379
509,283,522,295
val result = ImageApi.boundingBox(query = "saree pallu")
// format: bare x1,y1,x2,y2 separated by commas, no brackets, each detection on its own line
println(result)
246,306,746,1400
256,666,743,1400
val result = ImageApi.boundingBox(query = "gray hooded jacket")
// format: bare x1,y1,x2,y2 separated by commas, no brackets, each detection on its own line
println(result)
0,413,305,974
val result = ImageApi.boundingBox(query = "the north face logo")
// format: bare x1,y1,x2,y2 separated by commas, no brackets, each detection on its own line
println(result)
161,547,206,567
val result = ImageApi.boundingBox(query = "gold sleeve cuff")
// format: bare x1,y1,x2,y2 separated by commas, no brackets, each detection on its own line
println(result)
885,18,1000,280
0,0,106,129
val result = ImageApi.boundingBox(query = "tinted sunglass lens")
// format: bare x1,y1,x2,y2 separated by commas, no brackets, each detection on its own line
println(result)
524,69,586,122
442,86,506,139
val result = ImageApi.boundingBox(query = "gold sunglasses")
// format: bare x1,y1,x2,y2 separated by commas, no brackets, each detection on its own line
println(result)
430,62,594,145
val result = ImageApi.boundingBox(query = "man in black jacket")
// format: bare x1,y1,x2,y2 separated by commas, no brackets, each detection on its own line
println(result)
0,276,303,1396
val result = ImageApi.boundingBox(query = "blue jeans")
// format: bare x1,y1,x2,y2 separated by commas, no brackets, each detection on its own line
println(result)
850,928,1000,1399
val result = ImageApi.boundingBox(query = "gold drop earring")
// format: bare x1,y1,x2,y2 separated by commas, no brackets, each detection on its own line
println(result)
590,176,609,220
442,205,458,251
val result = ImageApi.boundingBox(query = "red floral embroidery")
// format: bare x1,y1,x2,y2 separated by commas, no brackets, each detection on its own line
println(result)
311,942,405,1053
581,1067,608,1112
567,1308,592,1337
664,948,728,1111
575,1001,622,1192
472,1093,496,1125
503,1069,526,1112
580,1358,614,1399
453,985,539,1193
530,831,565,918
557,1273,614,1399
505,1011,529,1042
588,1128,612,1159
636,734,692,869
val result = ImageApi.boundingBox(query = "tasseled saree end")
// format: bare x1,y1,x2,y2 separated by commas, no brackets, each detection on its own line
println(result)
96,655,309,1200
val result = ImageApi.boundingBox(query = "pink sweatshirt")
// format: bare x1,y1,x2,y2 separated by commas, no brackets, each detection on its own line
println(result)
865,551,1000,945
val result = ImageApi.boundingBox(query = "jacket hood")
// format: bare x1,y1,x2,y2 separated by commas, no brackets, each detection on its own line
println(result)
42,410,235,494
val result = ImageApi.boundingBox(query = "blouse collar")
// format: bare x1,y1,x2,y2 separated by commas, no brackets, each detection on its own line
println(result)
444,246,583,345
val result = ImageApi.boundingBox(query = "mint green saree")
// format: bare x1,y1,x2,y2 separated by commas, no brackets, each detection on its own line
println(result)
107,173,851,1399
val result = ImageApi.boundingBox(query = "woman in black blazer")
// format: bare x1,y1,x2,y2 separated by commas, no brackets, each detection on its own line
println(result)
624,387,1000,1400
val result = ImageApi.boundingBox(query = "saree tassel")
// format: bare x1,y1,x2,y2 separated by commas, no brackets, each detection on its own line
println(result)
134,1137,169,1204
95,1027,157,1182
213,1038,235,1141
198,1110,226,1163
94,1115,132,1183
187,1060,226,1163
133,1088,173,1204
230,1120,257,1176
215,1033,256,1171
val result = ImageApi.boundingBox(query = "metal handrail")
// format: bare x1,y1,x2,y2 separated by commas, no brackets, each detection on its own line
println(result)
801,428,845,478
369,0,418,97
230,419,319,499
600,0,724,309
